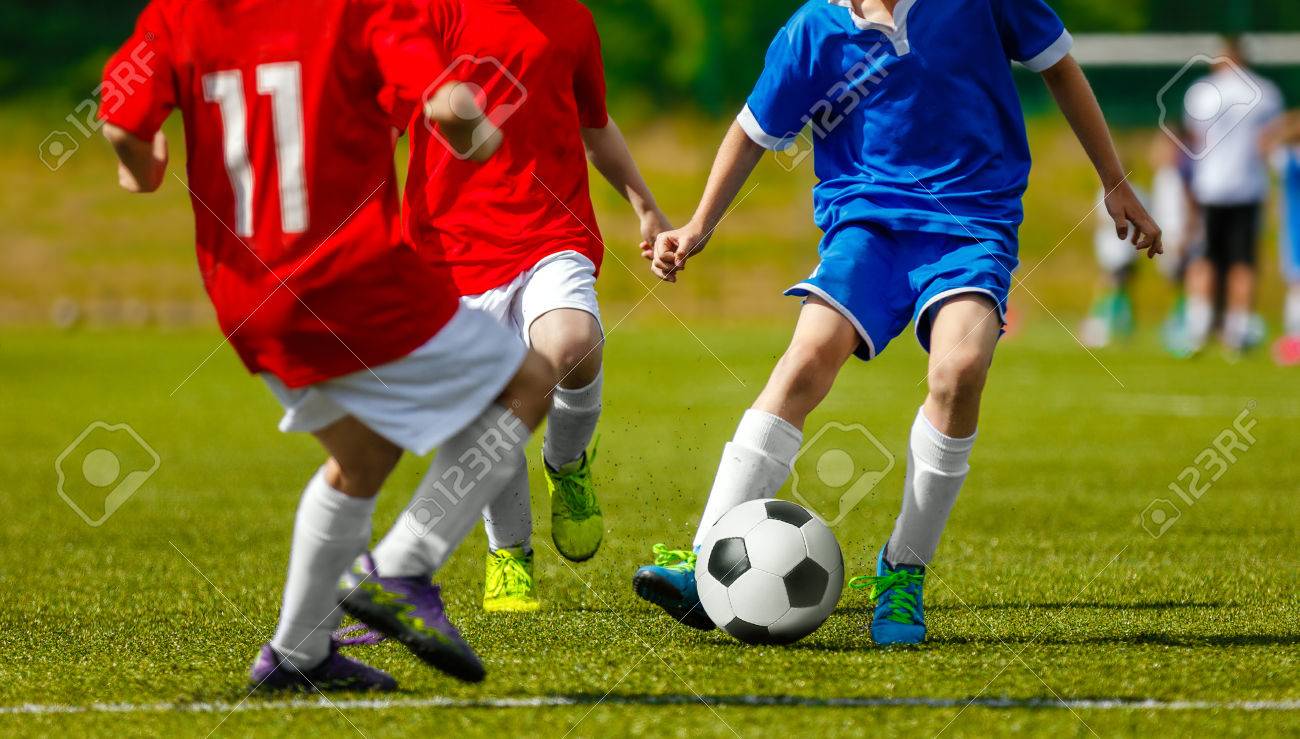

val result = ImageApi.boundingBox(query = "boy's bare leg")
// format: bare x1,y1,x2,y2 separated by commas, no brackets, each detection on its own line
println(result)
1223,263,1257,351
372,348,554,577
1184,258,1217,351
693,297,859,547
529,307,606,561
479,307,603,554
887,294,1000,567
531,307,603,467
271,417,401,670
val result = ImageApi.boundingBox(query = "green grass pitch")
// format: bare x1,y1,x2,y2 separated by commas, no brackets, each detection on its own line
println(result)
1,321,1297,737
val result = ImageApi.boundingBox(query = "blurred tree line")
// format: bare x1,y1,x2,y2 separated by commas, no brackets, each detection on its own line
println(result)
3,0,1299,115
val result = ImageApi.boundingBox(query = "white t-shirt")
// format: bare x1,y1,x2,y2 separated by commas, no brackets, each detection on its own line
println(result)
1183,67,1283,205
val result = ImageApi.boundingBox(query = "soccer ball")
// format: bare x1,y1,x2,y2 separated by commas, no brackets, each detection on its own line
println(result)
696,498,844,645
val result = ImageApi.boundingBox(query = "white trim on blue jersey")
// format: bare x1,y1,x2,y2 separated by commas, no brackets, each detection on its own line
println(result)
1022,29,1073,71
739,0,1072,243
737,104,793,151
826,0,918,55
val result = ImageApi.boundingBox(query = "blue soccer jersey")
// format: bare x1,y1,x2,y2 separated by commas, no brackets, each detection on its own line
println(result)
739,0,1072,242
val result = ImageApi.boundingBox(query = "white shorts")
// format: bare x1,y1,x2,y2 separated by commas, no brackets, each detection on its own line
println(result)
461,250,603,343
262,305,526,456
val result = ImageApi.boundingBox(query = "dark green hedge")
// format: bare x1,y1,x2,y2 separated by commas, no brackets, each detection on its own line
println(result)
4,0,1297,115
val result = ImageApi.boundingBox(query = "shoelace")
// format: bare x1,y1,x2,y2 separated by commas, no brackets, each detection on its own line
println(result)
849,570,924,624
551,447,600,521
334,623,386,646
486,550,534,598
652,543,696,572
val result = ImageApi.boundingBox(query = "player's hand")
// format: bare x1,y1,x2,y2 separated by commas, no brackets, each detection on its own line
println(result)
114,130,168,193
651,222,709,282
1104,181,1163,259
424,82,501,161
638,208,673,263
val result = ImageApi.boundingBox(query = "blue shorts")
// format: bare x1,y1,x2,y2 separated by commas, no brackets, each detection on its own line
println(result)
785,223,1018,360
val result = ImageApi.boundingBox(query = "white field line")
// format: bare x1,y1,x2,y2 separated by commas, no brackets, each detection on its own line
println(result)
2,695,1297,716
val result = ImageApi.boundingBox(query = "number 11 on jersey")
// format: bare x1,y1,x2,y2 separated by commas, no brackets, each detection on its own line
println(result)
203,62,309,238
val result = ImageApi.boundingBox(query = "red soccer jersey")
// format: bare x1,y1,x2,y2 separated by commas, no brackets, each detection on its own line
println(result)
403,0,609,296
100,0,465,388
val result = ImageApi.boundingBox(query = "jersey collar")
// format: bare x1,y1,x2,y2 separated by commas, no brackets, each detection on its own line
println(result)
827,0,917,55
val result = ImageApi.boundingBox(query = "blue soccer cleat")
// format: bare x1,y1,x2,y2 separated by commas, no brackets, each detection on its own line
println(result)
632,544,715,631
850,544,926,646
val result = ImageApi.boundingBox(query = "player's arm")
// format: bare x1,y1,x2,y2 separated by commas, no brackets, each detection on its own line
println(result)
650,122,764,282
1041,55,1162,258
98,3,175,195
423,81,501,161
581,119,672,256
101,125,168,194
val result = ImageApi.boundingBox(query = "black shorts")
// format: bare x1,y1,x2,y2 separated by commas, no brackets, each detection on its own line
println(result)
1202,203,1262,271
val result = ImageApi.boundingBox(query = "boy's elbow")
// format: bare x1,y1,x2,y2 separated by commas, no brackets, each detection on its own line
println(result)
101,123,139,148
728,122,768,157
132,177,163,194
1037,53,1078,84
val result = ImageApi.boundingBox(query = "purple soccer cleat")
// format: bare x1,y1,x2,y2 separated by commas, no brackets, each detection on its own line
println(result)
334,623,388,646
337,552,486,683
247,640,397,694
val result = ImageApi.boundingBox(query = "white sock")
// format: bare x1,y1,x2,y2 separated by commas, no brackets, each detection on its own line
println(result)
1285,286,1300,336
1186,296,1213,347
692,409,802,549
271,468,376,670
886,407,975,567
482,455,532,551
372,405,530,577
543,371,602,469
1223,309,1249,350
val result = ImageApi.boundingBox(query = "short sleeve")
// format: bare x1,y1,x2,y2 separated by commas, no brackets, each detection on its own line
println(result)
363,0,455,127
739,24,820,150
98,1,176,140
994,0,1072,72
1260,80,1284,122
573,12,609,129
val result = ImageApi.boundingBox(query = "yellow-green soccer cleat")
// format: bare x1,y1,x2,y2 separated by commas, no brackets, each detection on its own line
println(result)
483,547,540,613
545,445,603,562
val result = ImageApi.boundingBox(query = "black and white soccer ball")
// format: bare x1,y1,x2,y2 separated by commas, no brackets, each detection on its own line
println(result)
696,498,844,645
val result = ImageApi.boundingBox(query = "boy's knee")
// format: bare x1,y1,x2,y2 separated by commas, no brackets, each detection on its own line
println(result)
328,443,401,498
530,309,603,384
927,350,989,407
500,349,556,428
775,340,841,399
521,348,559,395
550,333,602,387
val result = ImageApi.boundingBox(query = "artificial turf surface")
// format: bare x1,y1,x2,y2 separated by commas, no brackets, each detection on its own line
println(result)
1,321,1297,737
